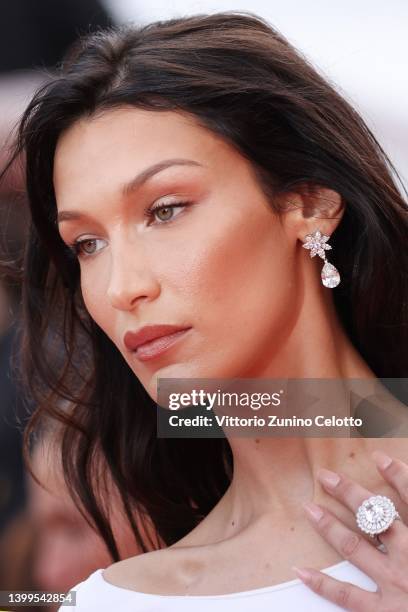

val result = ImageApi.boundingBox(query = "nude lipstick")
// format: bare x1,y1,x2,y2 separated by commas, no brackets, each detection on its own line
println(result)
123,325,192,362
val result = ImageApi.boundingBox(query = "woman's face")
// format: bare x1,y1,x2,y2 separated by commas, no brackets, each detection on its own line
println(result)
54,107,301,401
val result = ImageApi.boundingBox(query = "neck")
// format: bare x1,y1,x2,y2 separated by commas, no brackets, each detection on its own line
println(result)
224,436,368,525
215,280,381,535
240,271,375,380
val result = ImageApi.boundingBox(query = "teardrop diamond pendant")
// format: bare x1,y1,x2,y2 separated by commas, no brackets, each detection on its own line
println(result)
321,261,340,288
302,229,341,288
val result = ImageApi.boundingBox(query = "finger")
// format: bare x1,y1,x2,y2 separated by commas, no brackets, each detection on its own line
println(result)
303,501,387,583
316,467,405,549
372,451,408,507
292,565,379,611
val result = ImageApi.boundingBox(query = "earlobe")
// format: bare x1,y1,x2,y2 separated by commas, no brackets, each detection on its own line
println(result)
278,184,343,289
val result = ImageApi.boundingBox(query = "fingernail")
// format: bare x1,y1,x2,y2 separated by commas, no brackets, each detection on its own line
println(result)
317,468,341,488
303,501,324,522
372,450,392,470
292,566,312,582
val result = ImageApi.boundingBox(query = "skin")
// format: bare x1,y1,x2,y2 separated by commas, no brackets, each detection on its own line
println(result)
54,107,408,602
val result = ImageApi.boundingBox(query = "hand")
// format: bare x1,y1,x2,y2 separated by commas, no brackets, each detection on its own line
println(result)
292,451,408,611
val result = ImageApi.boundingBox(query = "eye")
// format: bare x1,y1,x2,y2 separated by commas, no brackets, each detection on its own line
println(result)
68,237,107,259
145,200,191,225
66,200,192,259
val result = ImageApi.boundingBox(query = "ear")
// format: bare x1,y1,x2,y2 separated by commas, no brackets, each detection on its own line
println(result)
278,183,345,241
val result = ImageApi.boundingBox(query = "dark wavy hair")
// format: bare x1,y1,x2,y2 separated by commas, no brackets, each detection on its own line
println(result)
1,11,407,562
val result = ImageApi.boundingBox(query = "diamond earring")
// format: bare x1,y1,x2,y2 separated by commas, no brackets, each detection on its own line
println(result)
302,229,341,288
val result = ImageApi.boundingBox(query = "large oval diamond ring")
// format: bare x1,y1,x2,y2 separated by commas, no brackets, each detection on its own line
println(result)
356,495,401,539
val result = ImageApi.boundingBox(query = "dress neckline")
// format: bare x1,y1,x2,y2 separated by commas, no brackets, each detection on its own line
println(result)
96,559,351,599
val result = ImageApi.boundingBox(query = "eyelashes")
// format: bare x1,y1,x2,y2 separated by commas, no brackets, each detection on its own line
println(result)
144,199,192,224
67,237,106,259
66,200,192,259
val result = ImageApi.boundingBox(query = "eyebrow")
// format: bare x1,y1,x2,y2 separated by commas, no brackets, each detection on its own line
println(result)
57,158,204,224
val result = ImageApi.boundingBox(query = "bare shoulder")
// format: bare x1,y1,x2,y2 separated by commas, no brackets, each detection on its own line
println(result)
102,545,202,595
102,498,225,595
102,548,175,594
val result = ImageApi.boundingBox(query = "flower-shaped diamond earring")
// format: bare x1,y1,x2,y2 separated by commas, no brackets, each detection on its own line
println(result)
302,229,341,288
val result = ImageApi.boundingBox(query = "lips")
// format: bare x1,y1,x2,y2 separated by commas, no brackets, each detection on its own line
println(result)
123,324,192,352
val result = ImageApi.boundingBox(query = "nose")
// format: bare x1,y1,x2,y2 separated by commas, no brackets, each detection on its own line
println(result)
106,236,160,311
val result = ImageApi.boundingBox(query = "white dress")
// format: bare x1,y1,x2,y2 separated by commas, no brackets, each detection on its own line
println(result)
60,559,377,611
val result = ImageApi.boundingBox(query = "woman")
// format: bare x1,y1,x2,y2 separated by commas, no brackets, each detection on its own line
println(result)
2,10,408,610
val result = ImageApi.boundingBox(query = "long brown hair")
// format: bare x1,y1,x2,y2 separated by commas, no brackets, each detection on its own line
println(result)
1,11,407,562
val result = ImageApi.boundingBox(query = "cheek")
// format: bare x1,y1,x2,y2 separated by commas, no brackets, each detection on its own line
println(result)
173,206,299,371
180,209,295,323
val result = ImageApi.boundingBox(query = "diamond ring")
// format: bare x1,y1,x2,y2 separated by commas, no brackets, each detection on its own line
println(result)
356,495,401,541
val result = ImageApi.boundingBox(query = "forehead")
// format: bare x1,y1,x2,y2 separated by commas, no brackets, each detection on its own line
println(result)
53,107,231,202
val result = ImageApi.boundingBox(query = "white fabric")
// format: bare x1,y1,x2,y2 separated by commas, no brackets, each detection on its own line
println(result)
60,559,377,611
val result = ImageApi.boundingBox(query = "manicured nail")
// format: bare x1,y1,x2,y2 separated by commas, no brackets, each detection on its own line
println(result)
303,501,324,522
372,450,392,470
292,566,312,582
317,468,341,488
